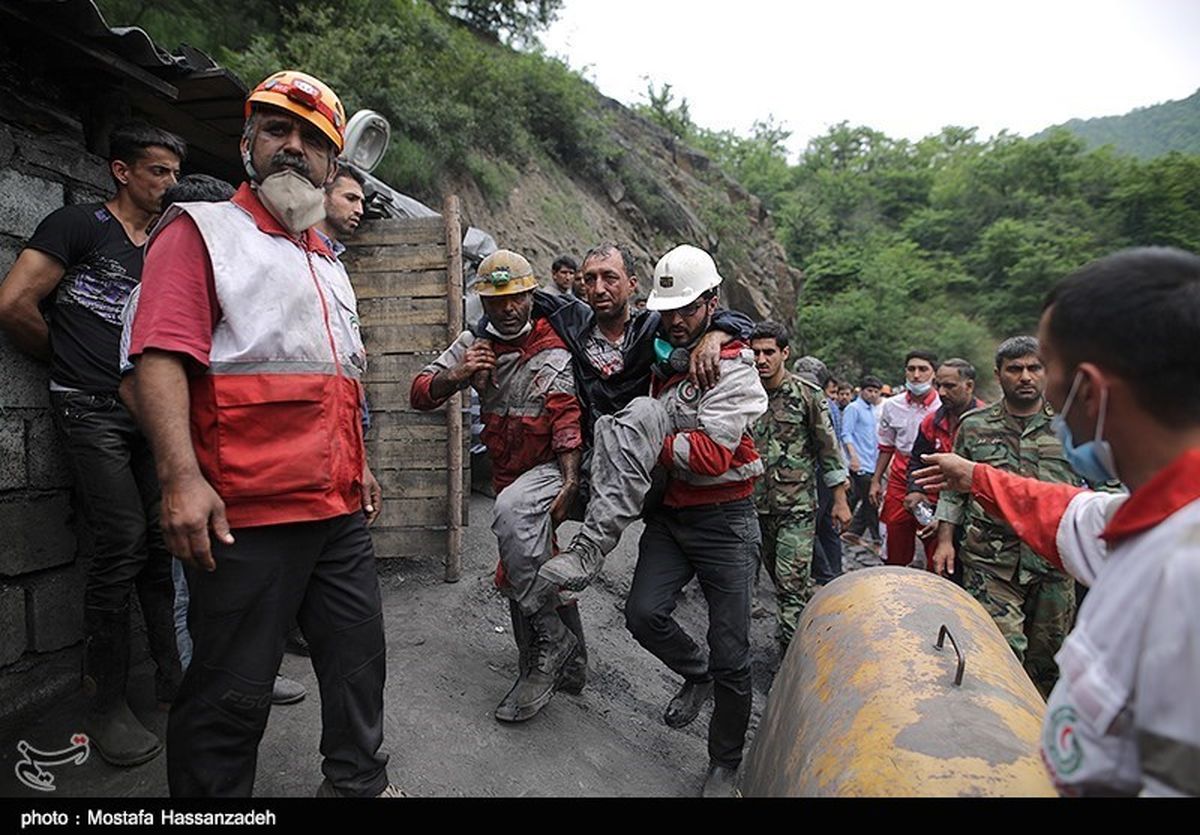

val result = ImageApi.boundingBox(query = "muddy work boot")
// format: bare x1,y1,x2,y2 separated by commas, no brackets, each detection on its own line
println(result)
701,764,739,798
494,600,536,722
556,602,588,695
537,539,603,592
82,606,163,766
494,603,578,723
84,700,164,767
663,678,714,729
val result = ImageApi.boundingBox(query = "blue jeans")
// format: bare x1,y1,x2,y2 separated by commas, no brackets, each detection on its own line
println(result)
173,559,193,670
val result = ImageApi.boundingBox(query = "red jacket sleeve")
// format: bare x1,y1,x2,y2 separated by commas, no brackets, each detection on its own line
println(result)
545,392,583,454
971,463,1085,570
409,371,446,411
129,214,220,369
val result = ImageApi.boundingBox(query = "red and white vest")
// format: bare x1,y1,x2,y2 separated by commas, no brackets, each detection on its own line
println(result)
159,199,366,528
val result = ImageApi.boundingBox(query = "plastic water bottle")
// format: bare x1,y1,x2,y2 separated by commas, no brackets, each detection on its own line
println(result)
914,501,935,527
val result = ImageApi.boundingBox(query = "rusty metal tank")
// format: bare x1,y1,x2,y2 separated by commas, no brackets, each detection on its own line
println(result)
741,567,1056,797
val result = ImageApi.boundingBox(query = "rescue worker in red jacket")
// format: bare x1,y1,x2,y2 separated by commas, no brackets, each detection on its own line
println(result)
904,357,985,583
411,249,585,723
539,245,767,796
129,70,397,797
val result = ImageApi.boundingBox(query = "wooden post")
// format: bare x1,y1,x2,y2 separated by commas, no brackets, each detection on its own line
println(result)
443,195,464,583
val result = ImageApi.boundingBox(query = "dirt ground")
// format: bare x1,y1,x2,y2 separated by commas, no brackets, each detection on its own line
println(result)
0,495,884,799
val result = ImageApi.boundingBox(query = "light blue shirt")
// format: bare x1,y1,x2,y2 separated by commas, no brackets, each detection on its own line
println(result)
841,396,878,475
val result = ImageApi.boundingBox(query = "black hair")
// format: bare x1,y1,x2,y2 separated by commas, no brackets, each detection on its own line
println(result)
940,358,977,382
552,255,578,273
750,320,789,349
328,162,366,191
581,241,637,278
994,336,1040,369
837,381,853,392
1044,247,1200,428
861,375,884,389
904,349,939,368
108,121,186,172
162,174,234,210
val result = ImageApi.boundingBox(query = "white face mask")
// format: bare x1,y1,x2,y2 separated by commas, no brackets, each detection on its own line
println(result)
256,169,327,237
485,320,532,342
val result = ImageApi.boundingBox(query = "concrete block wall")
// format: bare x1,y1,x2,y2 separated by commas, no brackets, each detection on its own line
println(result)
0,94,112,725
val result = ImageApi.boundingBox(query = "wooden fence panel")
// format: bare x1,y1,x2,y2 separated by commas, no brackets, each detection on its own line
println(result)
343,205,468,571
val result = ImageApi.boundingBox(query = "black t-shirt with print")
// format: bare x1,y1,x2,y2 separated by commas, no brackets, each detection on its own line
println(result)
26,203,144,393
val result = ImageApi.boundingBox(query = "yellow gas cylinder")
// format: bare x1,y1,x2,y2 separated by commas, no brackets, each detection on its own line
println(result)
741,567,1056,797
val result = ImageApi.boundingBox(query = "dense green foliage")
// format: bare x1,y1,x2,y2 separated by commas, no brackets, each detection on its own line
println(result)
99,0,602,198
1037,89,1200,159
639,86,1200,384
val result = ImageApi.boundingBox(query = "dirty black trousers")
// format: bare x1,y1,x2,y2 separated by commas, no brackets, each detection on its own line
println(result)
50,390,179,706
625,498,759,769
167,512,389,797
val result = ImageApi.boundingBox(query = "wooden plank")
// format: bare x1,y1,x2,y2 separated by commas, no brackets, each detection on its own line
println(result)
352,270,448,300
373,467,468,497
343,244,448,273
367,419,446,444
371,528,447,560
367,408,447,436
363,352,440,385
368,438,449,469
366,379,459,411
444,194,465,583
349,217,445,247
374,495,468,528
358,296,447,328
361,323,451,353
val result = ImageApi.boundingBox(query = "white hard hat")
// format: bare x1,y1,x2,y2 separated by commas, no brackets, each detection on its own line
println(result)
646,244,723,311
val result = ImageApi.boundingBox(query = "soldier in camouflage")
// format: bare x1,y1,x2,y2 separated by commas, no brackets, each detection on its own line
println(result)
933,336,1082,696
749,323,850,648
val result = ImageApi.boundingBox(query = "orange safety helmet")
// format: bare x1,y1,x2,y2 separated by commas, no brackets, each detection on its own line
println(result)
245,70,347,152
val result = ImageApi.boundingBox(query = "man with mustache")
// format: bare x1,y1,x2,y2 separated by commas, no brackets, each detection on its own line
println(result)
932,336,1081,696
128,70,395,797
411,249,585,724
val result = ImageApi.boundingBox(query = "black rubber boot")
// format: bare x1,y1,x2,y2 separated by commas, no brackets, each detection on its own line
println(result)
82,606,163,766
494,599,535,722
136,576,183,706
557,602,587,695
495,602,577,723
663,678,714,729
701,763,739,798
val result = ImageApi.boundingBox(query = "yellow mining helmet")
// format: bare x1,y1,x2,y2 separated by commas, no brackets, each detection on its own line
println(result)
475,249,539,296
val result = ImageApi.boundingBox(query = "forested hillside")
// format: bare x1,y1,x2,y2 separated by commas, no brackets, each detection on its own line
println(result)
98,0,1200,384
1038,89,1200,159
642,88,1200,381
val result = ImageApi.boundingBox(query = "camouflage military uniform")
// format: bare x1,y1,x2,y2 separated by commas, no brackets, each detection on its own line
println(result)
751,372,848,646
934,400,1082,696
